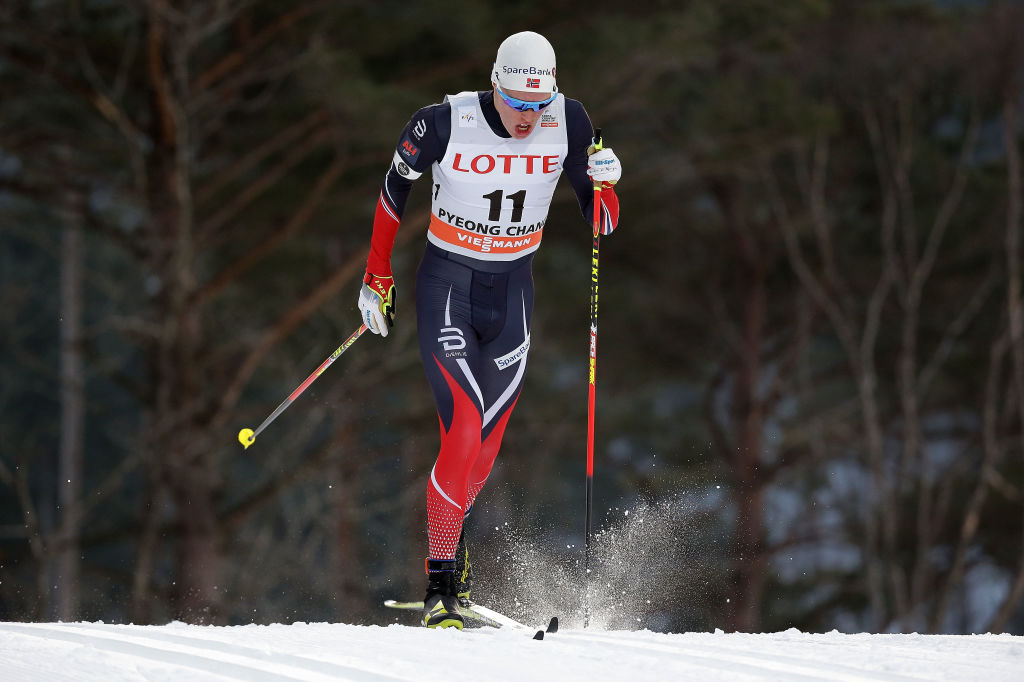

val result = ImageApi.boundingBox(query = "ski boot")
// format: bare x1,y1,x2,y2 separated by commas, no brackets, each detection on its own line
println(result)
455,526,473,608
423,559,464,630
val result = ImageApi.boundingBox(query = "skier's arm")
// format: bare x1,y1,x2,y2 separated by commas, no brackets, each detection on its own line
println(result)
563,99,620,235
365,104,451,277
360,104,450,336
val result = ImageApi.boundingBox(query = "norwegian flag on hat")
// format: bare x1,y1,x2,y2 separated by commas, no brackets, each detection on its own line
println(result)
526,77,540,88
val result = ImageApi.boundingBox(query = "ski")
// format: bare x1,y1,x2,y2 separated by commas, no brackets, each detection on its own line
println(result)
383,599,557,639
462,603,557,640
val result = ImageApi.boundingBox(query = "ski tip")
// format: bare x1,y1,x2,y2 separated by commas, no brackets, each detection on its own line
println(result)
533,629,545,640
546,616,559,633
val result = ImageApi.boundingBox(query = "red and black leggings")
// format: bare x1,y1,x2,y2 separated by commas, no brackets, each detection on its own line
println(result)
416,243,534,560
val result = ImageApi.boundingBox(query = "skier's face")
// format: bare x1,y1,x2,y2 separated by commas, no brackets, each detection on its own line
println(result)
493,84,550,139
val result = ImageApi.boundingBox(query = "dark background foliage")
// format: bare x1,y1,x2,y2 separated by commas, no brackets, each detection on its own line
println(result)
2,0,1024,635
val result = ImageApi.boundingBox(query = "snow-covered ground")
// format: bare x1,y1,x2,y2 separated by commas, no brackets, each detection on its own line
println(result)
0,619,1020,681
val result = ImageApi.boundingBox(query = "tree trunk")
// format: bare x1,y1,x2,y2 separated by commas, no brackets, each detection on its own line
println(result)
173,473,223,623
130,469,164,624
329,425,369,621
988,75,1024,636
728,271,768,633
55,179,85,622
713,176,770,633
146,3,222,624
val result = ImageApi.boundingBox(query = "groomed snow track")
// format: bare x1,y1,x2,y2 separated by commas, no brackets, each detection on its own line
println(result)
1,621,1020,681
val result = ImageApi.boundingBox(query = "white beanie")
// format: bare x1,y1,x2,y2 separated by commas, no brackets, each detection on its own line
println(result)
492,31,557,93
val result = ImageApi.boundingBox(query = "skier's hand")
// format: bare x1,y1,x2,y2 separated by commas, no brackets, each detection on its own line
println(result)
358,274,396,337
587,147,621,187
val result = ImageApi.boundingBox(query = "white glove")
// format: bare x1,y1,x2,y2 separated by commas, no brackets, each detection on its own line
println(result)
587,147,621,185
358,275,396,337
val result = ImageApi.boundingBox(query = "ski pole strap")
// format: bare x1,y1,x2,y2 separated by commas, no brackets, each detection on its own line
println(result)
591,127,603,190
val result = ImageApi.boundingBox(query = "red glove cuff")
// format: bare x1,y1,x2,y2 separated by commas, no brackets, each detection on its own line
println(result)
364,272,394,289
598,184,619,235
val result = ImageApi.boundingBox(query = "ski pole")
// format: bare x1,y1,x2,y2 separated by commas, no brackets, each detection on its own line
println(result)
584,128,603,628
237,323,368,449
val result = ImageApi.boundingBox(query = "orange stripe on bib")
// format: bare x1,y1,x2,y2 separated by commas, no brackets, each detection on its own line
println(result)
428,213,543,257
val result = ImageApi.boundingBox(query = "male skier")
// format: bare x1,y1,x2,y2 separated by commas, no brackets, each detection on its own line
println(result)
358,31,622,629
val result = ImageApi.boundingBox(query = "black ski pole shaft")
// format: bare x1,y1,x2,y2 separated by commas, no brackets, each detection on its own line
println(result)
584,127,603,628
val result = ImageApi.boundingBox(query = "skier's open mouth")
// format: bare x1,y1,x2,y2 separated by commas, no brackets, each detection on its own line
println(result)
514,123,532,137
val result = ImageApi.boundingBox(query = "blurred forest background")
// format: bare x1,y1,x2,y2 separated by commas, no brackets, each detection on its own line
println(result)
3,0,1024,636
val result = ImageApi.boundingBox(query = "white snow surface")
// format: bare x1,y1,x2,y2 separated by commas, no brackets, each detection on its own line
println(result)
0,620,1021,681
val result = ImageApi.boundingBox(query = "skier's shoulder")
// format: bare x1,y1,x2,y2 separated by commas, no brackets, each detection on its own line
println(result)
561,96,591,128
559,96,594,151
405,100,452,143
396,99,452,171
562,94,585,111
